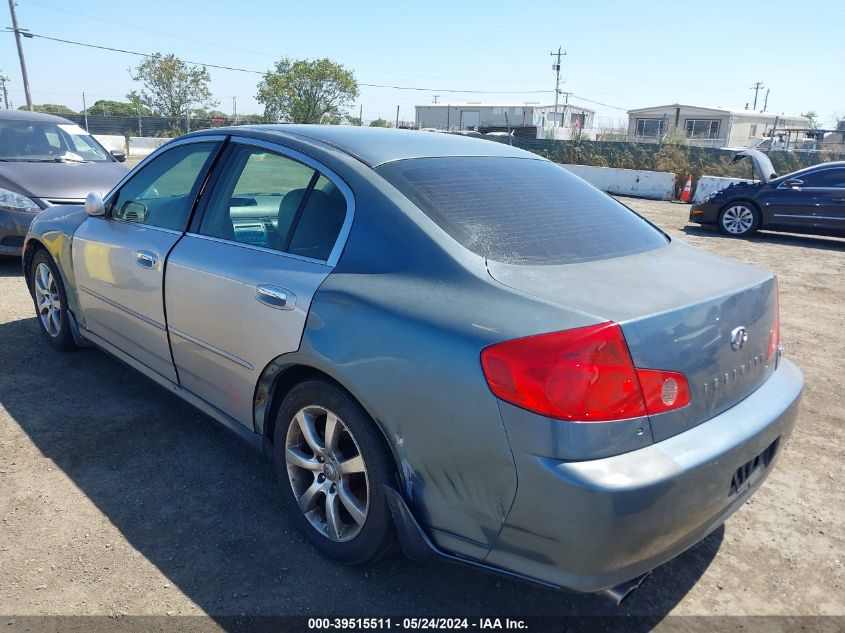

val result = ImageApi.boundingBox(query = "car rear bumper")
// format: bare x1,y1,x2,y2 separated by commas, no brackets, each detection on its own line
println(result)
485,357,803,593
0,208,37,256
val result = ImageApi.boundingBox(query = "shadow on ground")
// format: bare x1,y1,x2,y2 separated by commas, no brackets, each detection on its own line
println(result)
0,314,723,627
0,256,24,278
682,225,845,251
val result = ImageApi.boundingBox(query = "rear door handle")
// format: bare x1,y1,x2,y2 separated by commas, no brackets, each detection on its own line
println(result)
135,250,158,269
255,284,296,310
831,197,845,202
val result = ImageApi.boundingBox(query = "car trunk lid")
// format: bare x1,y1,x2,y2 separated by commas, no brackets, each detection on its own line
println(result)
486,240,779,441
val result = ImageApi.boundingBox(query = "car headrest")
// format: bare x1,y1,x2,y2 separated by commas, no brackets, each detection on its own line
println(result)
278,188,308,242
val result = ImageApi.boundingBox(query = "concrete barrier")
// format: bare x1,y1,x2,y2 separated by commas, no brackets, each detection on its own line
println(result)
692,176,759,204
93,134,127,153
127,136,171,157
560,164,676,201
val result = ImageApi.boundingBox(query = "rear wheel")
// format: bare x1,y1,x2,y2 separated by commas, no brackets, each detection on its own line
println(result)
718,202,760,237
29,249,75,351
273,380,394,565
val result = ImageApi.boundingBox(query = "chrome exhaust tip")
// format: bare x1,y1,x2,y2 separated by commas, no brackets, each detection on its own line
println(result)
601,572,651,605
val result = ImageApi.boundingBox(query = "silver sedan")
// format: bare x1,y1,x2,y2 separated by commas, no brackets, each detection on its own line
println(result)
23,125,803,602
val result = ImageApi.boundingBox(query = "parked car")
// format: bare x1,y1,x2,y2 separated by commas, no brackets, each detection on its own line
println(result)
23,126,803,602
0,109,128,256
690,149,845,237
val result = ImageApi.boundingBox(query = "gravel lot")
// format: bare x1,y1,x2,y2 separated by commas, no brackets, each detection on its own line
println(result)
0,197,843,623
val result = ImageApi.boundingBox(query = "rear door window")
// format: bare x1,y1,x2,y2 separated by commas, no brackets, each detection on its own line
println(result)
376,157,668,265
197,144,348,261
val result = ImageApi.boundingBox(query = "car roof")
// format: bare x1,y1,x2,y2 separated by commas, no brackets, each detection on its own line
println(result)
778,160,845,180
0,109,74,124
190,124,541,167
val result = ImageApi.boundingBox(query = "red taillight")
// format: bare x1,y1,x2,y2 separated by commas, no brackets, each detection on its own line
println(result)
767,277,780,361
636,369,691,415
480,322,690,422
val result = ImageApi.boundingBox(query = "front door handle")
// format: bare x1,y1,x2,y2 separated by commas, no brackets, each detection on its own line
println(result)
831,197,845,202
255,284,296,311
135,250,158,269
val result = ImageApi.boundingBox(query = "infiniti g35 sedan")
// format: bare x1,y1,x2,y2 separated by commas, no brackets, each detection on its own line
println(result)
23,126,803,601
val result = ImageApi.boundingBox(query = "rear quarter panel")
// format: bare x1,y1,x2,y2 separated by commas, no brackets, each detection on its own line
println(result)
260,153,604,551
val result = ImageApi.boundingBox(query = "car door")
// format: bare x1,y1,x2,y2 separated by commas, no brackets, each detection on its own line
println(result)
802,168,845,232
759,178,813,230
165,138,353,428
765,168,845,231
71,138,223,382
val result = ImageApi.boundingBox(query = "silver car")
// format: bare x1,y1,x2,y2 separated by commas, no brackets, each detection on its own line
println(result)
0,110,128,256
23,126,803,602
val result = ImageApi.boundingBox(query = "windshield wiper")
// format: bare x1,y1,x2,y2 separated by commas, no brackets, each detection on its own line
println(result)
21,158,91,163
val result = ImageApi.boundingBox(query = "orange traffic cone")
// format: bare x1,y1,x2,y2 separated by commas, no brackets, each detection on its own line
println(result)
679,176,692,202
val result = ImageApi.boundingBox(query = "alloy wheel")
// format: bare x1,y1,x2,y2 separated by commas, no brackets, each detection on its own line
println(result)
33,262,62,337
721,205,755,235
285,405,369,542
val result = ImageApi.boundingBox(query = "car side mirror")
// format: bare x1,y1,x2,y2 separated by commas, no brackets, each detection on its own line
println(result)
784,178,804,189
110,149,127,162
84,192,106,217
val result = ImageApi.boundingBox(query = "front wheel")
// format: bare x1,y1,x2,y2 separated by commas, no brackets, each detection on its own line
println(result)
273,380,395,565
29,249,75,351
718,203,760,237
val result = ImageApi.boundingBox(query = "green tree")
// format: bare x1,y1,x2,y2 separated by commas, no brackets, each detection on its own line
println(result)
21,104,75,115
129,53,216,128
90,99,152,117
801,111,819,130
256,58,358,124
369,118,390,128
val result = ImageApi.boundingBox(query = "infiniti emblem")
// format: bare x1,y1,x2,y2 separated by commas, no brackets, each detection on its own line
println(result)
730,326,748,351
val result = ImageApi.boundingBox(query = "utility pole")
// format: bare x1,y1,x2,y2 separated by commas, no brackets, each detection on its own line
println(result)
762,88,770,112
7,0,32,110
395,105,399,129
750,82,764,110
550,47,566,127
0,71,9,109
433,94,440,104
358,104,363,126
82,91,88,131
136,101,142,136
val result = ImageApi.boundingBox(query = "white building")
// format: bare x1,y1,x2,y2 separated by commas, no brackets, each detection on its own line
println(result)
627,104,809,149
415,102,595,139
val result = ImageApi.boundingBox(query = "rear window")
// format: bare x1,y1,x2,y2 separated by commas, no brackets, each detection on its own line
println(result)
376,157,668,265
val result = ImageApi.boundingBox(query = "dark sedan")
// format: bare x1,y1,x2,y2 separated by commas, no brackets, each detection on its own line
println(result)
690,150,845,238
0,110,128,256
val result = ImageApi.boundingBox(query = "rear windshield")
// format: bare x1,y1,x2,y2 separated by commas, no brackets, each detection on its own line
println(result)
376,157,668,265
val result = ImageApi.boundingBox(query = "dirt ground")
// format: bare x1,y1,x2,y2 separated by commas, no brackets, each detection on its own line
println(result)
0,198,843,625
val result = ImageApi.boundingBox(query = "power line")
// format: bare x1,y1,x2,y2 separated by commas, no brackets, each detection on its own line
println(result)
6,31,556,94
23,0,275,59
20,2,552,84
568,94,628,111
1,29,632,111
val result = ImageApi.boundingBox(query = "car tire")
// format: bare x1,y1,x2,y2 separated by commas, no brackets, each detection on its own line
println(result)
273,379,395,565
718,202,760,237
29,249,76,351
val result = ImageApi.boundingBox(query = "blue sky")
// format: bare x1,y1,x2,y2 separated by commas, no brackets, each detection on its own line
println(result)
2,0,842,126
